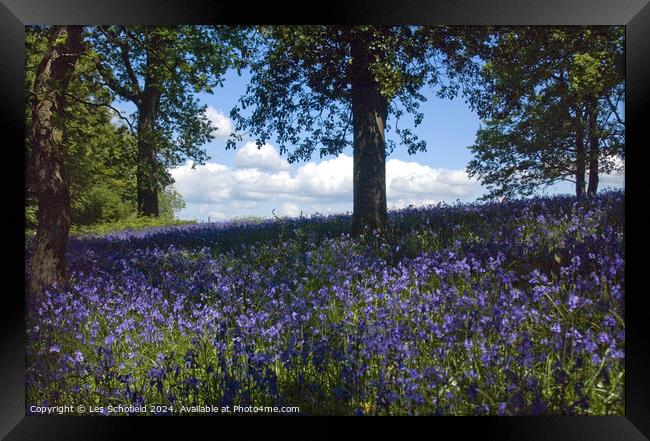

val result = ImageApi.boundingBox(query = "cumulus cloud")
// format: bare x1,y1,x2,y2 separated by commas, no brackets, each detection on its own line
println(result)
171,144,483,220
228,201,258,210
170,139,624,221
234,142,291,172
278,202,301,218
171,162,233,204
386,159,481,202
179,202,227,221
295,155,353,198
205,106,234,139
231,169,297,200
388,198,441,210
599,156,625,188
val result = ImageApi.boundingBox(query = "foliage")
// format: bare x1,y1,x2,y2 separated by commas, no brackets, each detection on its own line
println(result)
88,25,249,190
26,26,137,228
228,25,475,161
25,26,191,231
464,26,625,199
69,215,196,237
26,190,624,415
158,186,186,219
73,184,135,225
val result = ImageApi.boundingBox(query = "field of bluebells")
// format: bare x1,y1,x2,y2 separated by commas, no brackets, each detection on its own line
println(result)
25,190,625,415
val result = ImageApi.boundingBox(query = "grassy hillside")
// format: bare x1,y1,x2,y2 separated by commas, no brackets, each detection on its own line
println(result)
26,190,624,415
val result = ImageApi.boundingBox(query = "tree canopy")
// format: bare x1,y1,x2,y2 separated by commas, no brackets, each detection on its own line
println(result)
228,25,478,232
230,26,479,159
465,26,624,199
88,25,248,216
25,26,186,229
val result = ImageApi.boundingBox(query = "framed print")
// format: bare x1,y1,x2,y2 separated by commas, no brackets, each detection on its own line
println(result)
2,0,649,438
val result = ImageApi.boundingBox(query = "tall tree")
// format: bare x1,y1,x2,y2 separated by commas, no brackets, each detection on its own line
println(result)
464,26,624,200
29,25,84,298
89,25,246,216
229,26,473,234
26,26,139,229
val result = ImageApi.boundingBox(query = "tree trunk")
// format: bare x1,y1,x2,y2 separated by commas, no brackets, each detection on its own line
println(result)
586,98,599,197
574,106,586,199
136,31,162,217
29,25,83,299
350,33,388,235
136,91,160,217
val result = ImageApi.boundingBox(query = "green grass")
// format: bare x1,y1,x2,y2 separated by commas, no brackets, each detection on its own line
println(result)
26,216,196,239
69,216,197,236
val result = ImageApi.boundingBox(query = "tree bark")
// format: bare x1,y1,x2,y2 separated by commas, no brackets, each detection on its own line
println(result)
586,98,599,197
350,33,388,235
574,105,586,199
29,25,83,299
136,32,162,217
136,90,160,217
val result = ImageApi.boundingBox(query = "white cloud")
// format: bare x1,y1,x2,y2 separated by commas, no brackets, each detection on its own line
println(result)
205,106,234,139
171,141,623,221
604,155,625,184
599,160,625,188
171,148,484,221
611,155,625,172
171,162,233,204
278,202,301,218
386,159,480,201
388,198,441,210
228,201,258,210
231,169,297,200
180,203,227,222
234,142,291,172
295,155,353,198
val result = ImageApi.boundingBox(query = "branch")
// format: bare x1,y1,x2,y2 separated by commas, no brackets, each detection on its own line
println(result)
122,28,182,78
122,48,141,95
95,59,139,103
605,95,625,126
99,26,142,96
339,107,352,146
65,92,136,134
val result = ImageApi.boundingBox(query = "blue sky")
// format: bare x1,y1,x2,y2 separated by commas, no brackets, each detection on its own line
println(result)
115,68,624,222
196,70,479,169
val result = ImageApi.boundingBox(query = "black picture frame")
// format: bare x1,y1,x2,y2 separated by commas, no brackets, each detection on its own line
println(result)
2,0,648,438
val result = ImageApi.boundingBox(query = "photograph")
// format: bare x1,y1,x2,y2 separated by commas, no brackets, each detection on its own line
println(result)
21,23,630,418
